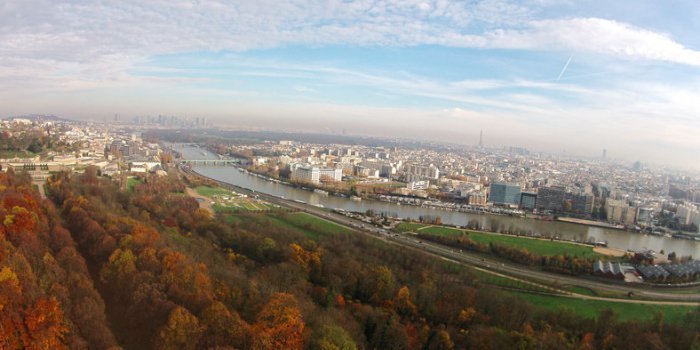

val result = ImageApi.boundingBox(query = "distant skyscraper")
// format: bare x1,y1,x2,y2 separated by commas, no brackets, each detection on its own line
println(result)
602,149,607,160
479,130,483,148
633,161,643,172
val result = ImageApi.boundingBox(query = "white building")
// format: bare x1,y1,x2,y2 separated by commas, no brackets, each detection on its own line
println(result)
407,180,429,191
677,203,700,227
291,165,342,184
129,161,161,172
404,163,439,181
318,167,342,182
606,199,636,226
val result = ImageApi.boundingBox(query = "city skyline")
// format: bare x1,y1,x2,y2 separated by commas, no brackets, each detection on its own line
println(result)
2,1,700,169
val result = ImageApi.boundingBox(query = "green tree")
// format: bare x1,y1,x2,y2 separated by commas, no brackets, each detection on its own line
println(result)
309,324,358,350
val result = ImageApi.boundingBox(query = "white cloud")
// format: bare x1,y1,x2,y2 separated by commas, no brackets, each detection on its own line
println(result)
484,18,700,66
1,0,699,169
0,1,697,105
1,1,698,71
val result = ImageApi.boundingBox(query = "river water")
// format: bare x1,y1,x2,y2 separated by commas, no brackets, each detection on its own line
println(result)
173,144,700,256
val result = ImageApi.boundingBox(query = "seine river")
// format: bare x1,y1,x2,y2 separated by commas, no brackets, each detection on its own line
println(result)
173,144,700,257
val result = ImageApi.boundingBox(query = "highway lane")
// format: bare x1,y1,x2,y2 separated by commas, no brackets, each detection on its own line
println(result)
183,166,700,304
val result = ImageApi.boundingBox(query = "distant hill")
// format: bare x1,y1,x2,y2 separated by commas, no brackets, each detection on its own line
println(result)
3,114,75,122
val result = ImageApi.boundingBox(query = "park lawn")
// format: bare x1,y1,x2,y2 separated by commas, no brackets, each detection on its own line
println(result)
566,285,599,296
283,212,353,235
259,203,278,210
213,204,240,213
195,185,232,197
467,231,601,258
265,215,322,239
393,222,428,232
242,202,260,211
665,289,700,294
509,291,691,323
418,225,465,236
471,269,557,294
213,195,277,213
220,212,352,240
127,177,143,191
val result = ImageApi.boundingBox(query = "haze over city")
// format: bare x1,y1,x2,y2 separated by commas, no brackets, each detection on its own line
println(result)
2,0,700,169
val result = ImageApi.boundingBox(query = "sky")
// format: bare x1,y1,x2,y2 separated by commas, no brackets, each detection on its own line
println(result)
1,0,700,169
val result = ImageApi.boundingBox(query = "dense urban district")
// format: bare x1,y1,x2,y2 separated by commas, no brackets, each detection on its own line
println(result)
2,115,700,349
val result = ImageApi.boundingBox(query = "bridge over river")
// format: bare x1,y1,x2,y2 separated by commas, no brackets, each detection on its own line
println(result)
180,159,240,166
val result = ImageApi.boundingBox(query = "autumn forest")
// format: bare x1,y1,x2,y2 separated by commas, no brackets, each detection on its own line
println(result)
1,167,700,349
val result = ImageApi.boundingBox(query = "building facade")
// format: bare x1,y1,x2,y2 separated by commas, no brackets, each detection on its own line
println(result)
536,186,567,212
489,183,521,206
291,165,342,184
606,199,636,225
520,192,537,210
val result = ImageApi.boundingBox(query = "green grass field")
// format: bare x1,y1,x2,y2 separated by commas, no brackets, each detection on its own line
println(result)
411,222,601,258
194,185,274,212
221,212,352,240
418,225,465,236
565,285,599,296
467,231,601,258
509,291,692,323
195,185,232,197
284,212,353,236
393,222,428,232
471,269,558,294
127,177,143,191
255,213,351,240
212,197,276,213
213,204,240,213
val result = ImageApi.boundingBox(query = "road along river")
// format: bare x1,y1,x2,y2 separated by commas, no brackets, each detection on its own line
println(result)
172,144,700,257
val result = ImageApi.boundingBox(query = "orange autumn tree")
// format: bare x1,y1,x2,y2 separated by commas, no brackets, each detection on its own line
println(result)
252,292,305,350
0,266,68,350
154,306,202,350
289,242,321,272
24,297,69,350
394,285,418,318
199,301,249,349
0,265,25,349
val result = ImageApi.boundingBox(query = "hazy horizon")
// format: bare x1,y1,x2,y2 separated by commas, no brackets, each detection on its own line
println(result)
2,1,699,170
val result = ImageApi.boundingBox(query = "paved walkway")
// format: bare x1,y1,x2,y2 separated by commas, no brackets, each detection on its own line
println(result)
33,181,47,199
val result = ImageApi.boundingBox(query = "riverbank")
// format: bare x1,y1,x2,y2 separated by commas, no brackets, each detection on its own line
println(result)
170,144,700,256
182,163,700,292
557,217,625,230
234,164,638,239
593,246,627,257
